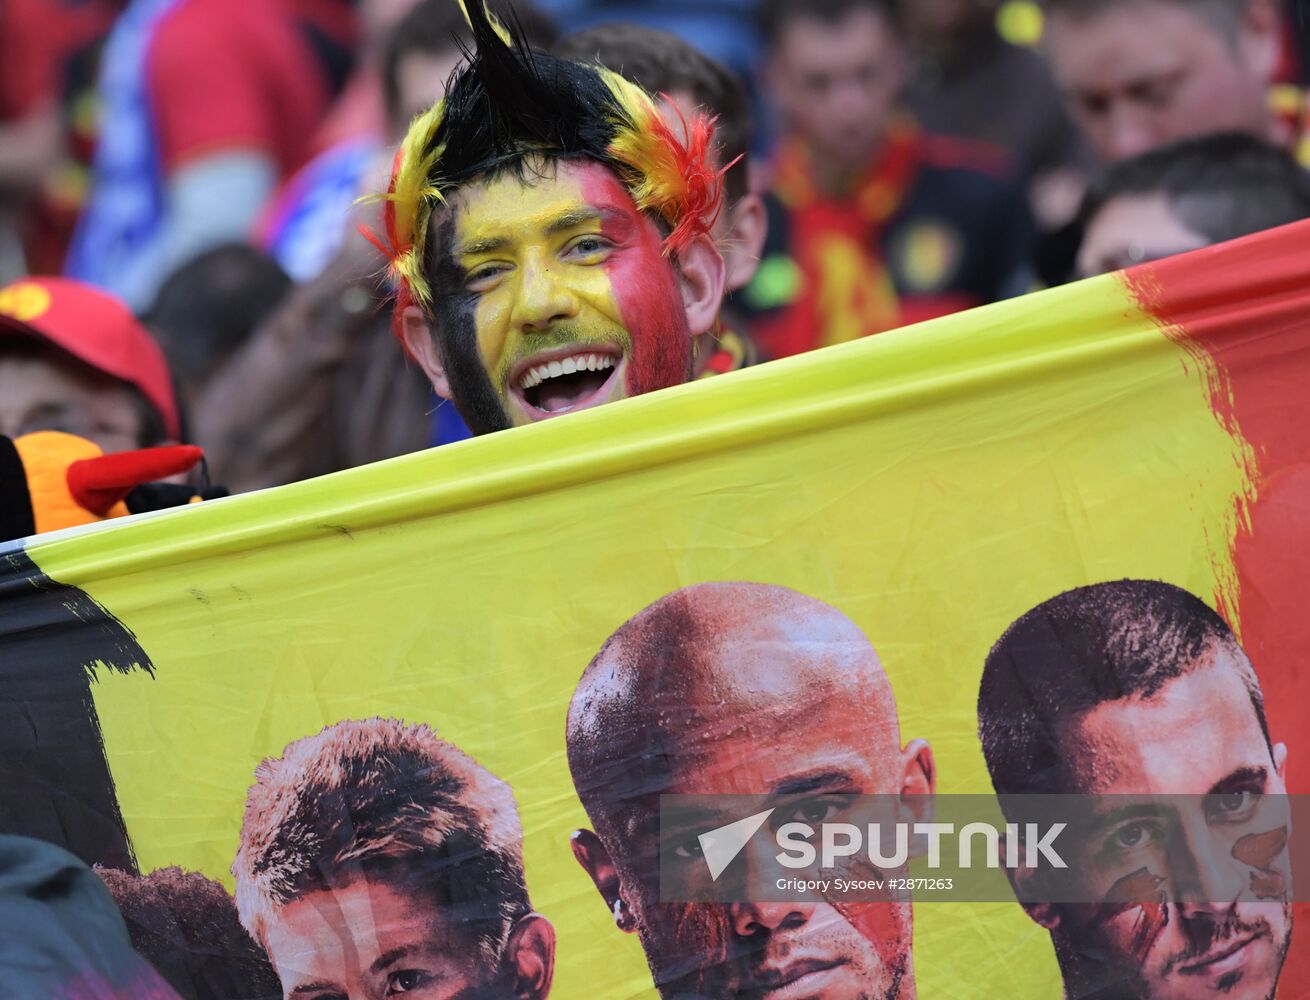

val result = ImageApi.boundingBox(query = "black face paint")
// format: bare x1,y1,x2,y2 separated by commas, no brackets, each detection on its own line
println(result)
428,219,512,436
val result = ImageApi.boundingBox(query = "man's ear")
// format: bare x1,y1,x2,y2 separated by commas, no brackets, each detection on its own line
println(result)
674,233,726,338
570,829,636,933
400,304,451,399
899,738,936,828
1239,0,1281,84
723,193,768,292
504,912,555,1000
999,829,1062,931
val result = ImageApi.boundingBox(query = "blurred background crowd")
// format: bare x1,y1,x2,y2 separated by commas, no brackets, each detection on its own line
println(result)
3,0,1310,496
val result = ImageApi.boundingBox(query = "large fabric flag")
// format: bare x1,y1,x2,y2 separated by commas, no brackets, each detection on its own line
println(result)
3,220,1309,998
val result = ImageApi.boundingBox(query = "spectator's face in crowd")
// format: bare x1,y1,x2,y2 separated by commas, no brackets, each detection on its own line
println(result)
392,49,467,139
1076,192,1211,276
0,345,147,453
364,0,423,50
1046,0,1279,162
403,157,724,433
903,0,988,43
262,875,523,1000
768,6,906,172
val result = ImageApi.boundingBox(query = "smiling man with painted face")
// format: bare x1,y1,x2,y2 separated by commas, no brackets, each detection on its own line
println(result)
377,2,730,434
978,580,1291,1000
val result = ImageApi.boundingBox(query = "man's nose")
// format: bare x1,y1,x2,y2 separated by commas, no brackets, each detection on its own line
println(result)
1104,106,1160,162
1171,823,1248,917
515,258,580,334
728,899,814,938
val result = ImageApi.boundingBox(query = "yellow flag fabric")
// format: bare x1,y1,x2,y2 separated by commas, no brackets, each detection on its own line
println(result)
4,220,1310,998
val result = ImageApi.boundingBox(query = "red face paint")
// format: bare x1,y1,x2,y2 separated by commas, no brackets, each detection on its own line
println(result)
830,900,910,974
577,164,694,397
1090,867,1170,967
1232,825,1289,899
670,901,731,991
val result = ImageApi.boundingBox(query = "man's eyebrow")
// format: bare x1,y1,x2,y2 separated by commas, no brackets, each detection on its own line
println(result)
1209,766,1269,797
1086,801,1171,834
369,945,419,977
290,982,343,997
770,770,860,798
455,235,510,257
546,208,602,234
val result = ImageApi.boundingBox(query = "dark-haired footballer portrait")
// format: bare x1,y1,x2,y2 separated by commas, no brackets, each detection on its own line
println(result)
232,718,555,1000
566,581,934,999
978,580,1291,1000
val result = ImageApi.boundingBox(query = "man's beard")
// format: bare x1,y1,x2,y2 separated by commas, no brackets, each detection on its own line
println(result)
1059,902,1291,1000
642,902,907,1000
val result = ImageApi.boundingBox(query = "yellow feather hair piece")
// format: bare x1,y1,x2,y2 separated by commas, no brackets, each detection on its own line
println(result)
377,99,449,309
598,67,725,256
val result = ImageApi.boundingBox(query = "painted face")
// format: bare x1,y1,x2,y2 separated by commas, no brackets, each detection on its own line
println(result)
429,158,692,434
1046,2,1275,163
0,345,147,453
262,876,503,1000
599,624,917,998
1050,652,1291,1000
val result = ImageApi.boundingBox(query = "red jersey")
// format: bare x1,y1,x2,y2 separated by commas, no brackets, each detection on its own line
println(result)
146,0,329,178
0,0,116,120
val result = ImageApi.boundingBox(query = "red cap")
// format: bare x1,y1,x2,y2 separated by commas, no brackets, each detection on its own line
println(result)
0,277,180,441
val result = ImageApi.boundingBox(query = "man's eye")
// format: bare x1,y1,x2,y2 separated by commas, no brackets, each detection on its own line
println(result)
781,795,849,827
1109,821,1158,851
1132,76,1180,109
1209,791,1260,821
673,833,706,859
387,969,431,994
1078,94,1109,118
565,236,612,261
465,265,509,291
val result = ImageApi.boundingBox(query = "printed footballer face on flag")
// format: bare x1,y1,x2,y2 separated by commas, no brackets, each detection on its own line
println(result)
3,220,1309,998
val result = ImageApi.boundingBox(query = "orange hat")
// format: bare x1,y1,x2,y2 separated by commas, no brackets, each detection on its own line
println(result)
0,277,180,440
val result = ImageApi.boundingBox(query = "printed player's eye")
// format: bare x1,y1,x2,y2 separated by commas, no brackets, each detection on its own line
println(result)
1208,791,1260,822
1107,819,1164,854
387,969,432,994
673,833,706,860
779,794,852,828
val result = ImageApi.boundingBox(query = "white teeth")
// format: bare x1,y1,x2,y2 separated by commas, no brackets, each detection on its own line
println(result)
518,353,617,390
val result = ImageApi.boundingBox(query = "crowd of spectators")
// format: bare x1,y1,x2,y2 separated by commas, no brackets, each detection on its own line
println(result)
2,0,1309,492
3,1,1310,995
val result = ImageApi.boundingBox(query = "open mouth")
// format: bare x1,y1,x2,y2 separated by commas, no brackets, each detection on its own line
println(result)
511,346,623,418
